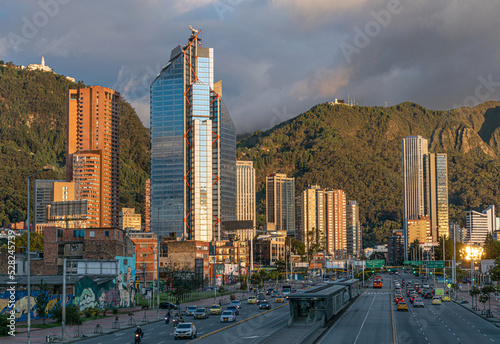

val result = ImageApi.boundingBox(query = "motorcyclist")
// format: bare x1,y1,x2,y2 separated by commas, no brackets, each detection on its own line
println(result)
165,310,170,324
135,326,144,339
179,316,185,323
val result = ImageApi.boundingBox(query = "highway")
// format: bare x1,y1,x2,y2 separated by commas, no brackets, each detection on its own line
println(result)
318,272,500,344
75,299,289,344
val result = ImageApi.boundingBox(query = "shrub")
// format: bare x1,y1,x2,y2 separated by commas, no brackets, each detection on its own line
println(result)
103,307,110,316
0,313,10,336
83,309,93,318
112,308,119,316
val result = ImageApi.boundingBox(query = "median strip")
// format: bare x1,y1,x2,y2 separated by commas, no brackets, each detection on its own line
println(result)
189,303,288,342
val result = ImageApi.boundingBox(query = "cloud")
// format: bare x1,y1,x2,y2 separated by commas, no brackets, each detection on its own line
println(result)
289,67,352,102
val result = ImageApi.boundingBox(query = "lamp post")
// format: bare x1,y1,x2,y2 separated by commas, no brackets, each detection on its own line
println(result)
26,167,51,344
462,245,484,310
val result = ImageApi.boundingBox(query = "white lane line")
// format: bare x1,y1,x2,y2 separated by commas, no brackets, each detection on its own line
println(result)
353,295,377,344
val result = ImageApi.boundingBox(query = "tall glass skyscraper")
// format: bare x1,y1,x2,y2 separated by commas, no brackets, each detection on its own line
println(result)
150,29,236,241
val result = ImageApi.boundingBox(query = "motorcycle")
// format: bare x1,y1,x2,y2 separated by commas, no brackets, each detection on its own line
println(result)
173,318,179,327
165,314,170,324
134,333,141,344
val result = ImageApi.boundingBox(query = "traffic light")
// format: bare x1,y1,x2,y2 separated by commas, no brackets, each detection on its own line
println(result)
430,271,433,275
372,270,374,273
402,267,405,270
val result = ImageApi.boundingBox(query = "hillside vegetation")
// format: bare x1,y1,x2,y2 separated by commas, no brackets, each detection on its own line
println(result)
237,101,500,247
0,65,150,226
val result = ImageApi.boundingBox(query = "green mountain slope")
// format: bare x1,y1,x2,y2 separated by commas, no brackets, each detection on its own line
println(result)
237,101,500,247
0,65,150,226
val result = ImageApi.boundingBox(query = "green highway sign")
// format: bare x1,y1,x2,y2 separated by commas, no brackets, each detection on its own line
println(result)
411,261,424,266
403,261,410,265
426,261,445,269
366,260,385,268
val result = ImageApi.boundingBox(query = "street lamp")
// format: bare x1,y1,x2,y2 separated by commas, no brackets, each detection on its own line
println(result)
462,245,484,310
26,166,52,344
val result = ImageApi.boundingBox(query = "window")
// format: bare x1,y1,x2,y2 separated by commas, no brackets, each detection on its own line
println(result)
89,231,95,238
105,231,110,237
71,244,79,251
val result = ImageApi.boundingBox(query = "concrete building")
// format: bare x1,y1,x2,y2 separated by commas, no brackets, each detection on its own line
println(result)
449,221,464,242
402,136,449,259
120,208,141,231
236,161,256,228
465,205,497,245
424,153,449,240
34,180,75,225
163,241,210,279
150,29,236,241
214,240,248,272
67,86,121,228
254,233,286,266
407,216,431,244
387,232,404,265
346,200,361,259
267,173,295,236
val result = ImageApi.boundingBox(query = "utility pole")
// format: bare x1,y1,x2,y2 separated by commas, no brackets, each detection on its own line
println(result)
62,258,66,341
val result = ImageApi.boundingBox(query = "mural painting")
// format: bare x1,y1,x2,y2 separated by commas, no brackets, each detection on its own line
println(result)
0,255,137,321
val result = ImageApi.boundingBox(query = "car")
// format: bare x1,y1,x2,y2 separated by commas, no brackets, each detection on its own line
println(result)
396,296,405,304
230,300,242,309
272,290,278,297
423,283,430,289
186,306,198,316
267,288,274,295
247,296,257,304
259,301,271,310
394,294,403,302
397,302,409,311
159,302,178,310
410,294,419,303
220,310,236,322
442,295,451,302
194,308,209,319
257,296,267,304
413,299,424,307
406,289,415,296
209,304,222,315
275,296,285,303
432,297,441,305
226,305,239,315
423,290,434,299
174,322,197,339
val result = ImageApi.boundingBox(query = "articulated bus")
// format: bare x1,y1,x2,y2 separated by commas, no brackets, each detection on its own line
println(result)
373,276,383,288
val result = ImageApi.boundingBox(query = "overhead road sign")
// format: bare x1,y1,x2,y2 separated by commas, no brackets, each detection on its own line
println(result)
366,260,384,268
426,261,445,269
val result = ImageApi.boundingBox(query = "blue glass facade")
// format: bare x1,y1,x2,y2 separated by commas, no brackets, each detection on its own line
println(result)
150,31,236,240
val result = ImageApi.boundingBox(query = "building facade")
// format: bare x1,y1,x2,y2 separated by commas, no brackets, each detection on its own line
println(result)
150,29,236,241
67,86,120,228
465,205,497,245
266,173,295,235
236,161,256,228
387,233,404,265
128,232,158,282
120,208,142,231
145,179,151,232
407,216,431,244
424,153,449,240
346,200,361,259
34,180,74,225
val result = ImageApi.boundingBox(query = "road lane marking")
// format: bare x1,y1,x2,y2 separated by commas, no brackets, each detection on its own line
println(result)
353,295,376,344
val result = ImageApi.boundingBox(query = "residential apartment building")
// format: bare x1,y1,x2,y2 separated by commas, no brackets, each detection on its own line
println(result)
267,173,295,235
128,232,158,282
120,208,142,231
67,86,120,228
465,205,497,245
407,216,431,244
150,29,236,241
424,153,449,240
346,200,361,259
388,232,404,265
236,161,256,228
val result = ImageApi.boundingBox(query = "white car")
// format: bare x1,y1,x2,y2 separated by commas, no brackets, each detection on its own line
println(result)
186,306,197,316
423,283,430,289
230,300,242,309
220,310,236,323
174,322,197,339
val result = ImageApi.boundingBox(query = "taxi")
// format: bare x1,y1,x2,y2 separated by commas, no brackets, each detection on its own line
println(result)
395,296,405,304
442,295,451,302
247,296,257,304
275,296,285,303
397,302,409,311
209,304,222,315
394,293,403,302
431,296,442,305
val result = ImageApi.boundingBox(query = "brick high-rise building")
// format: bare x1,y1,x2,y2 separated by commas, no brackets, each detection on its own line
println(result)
67,86,120,228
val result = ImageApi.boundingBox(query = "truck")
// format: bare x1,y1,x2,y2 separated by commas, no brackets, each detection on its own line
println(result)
282,285,292,298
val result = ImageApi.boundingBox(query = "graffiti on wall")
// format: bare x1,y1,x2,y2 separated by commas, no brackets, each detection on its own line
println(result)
0,290,71,322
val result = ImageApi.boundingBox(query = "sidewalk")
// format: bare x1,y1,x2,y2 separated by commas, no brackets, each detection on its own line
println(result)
3,292,246,344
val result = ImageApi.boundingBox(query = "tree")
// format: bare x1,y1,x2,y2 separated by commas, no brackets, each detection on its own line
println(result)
490,257,500,283
470,286,481,310
483,234,500,259
51,304,82,325
14,231,44,253
481,285,497,312
35,279,49,324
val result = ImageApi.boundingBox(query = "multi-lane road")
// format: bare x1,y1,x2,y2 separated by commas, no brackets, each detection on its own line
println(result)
76,299,289,344
318,273,500,344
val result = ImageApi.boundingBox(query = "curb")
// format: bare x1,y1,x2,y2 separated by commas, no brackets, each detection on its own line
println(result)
189,303,289,342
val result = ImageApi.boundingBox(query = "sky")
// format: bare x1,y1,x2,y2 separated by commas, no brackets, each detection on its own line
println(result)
1,0,500,135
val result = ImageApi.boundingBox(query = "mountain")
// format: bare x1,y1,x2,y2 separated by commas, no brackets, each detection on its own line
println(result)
0,64,150,226
237,101,500,247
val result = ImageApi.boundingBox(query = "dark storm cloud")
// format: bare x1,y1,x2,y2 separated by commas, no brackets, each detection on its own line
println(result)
1,0,499,134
